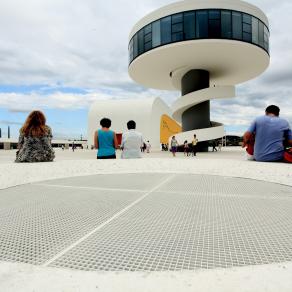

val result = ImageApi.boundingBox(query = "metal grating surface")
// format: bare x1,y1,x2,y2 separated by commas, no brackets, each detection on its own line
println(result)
40,173,169,191
0,173,292,271
0,173,167,265
157,175,292,198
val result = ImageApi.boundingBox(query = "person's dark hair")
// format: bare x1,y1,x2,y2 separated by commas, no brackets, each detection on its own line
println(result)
21,110,47,137
265,105,280,116
127,120,136,130
100,118,111,128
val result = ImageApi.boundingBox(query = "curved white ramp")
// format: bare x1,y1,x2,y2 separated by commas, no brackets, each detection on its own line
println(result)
170,86,235,144
172,86,235,123
172,122,225,144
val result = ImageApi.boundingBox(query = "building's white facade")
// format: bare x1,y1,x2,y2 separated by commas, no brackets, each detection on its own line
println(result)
88,97,172,149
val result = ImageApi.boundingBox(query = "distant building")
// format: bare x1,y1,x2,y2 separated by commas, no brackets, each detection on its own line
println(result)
225,135,243,146
0,138,87,150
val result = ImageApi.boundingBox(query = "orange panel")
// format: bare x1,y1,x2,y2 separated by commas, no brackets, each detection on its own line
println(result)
160,114,182,144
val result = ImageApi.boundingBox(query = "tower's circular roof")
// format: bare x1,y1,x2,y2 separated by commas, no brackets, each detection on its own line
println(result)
129,0,268,39
128,0,270,90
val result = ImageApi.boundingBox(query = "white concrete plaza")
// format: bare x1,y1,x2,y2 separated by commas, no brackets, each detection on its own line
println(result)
0,147,292,292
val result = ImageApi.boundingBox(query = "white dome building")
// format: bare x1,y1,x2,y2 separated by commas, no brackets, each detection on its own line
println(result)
88,97,181,149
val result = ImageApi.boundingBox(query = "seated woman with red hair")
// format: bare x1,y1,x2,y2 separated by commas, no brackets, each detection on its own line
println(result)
15,110,55,163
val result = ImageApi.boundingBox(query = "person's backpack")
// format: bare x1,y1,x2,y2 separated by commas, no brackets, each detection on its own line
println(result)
245,133,255,155
284,148,292,163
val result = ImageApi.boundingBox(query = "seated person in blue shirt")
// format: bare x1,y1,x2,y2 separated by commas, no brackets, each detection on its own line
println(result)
94,118,118,159
121,120,144,159
243,105,292,162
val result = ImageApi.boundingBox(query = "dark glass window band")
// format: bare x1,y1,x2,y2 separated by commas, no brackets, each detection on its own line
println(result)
129,9,269,65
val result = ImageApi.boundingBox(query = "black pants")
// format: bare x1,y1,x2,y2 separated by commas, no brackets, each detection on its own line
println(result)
192,145,197,156
97,154,116,159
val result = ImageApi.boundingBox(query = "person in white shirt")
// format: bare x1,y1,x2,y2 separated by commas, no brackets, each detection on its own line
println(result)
121,120,144,159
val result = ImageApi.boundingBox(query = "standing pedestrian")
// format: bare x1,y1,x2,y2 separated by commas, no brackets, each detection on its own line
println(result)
212,140,218,152
170,136,178,157
218,141,222,151
183,140,189,156
191,134,198,156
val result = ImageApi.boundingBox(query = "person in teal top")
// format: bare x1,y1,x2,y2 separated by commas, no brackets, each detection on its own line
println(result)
94,118,118,159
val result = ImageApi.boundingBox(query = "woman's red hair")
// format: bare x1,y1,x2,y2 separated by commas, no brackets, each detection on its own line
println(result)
21,110,47,137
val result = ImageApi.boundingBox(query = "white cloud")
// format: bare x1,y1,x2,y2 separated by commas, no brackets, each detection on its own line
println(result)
0,0,163,87
0,88,178,111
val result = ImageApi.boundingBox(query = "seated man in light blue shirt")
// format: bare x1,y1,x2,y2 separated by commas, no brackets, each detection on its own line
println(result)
243,105,292,162
121,120,144,159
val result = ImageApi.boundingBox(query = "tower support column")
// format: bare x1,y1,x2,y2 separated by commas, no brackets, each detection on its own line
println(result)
181,69,210,152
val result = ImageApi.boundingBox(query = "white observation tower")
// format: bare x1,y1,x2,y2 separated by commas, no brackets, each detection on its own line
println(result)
128,0,270,151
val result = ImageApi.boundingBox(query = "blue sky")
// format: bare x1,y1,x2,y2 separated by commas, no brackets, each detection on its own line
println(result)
0,84,88,138
0,0,291,139
0,107,87,139
0,84,88,95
